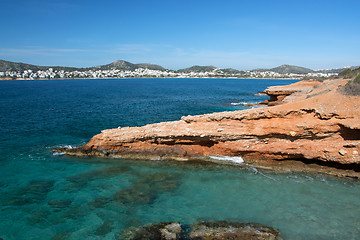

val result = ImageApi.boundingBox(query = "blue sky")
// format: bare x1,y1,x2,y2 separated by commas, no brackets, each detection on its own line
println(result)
1,0,359,70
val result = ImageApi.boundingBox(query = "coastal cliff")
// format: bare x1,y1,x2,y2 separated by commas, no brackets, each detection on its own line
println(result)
55,79,360,178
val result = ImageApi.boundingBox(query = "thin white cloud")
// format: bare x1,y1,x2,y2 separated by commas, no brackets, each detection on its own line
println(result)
0,47,87,56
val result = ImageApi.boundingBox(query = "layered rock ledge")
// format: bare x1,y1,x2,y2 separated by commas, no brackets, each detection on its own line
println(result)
54,79,360,178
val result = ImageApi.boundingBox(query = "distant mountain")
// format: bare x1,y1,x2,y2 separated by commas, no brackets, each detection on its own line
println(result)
92,60,167,71
315,66,359,74
93,60,136,71
251,64,314,74
1,59,357,77
221,68,244,74
136,63,166,71
177,65,217,73
269,64,314,74
252,64,360,75
0,59,80,72
0,59,167,73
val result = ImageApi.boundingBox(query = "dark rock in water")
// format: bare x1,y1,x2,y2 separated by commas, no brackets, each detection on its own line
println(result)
137,172,180,193
51,231,71,240
120,222,182,240
120,221,282,240
5,197,34,206
25,180,55,193
4,180,55,206
27,210,51,226
62,206,87,220
113,188,155,205
66,166,130,188
189,221,283,240
88,197,112,209
48,199,72,210
113,172,180,207
95,220,114,236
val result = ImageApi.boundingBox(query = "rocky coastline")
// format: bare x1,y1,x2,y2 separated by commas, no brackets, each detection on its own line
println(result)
54,78,360,178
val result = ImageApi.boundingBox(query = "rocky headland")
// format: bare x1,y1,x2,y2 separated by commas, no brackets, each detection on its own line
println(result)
54,78,360,178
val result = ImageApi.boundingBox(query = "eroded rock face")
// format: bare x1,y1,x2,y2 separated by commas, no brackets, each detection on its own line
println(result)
54,79,360,177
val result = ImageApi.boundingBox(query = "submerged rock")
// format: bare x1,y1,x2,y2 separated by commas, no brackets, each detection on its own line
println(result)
113,172,180,206
136,172,180,192
88,197,112,209
27,210,52,226
62,206,88,220
66,165,130,189
51,231,71,240
5,180,55,206
95,220,114,236
114,188,155,205
48,199,72,210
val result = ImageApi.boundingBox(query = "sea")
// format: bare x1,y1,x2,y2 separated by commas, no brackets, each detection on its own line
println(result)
0,78,359,240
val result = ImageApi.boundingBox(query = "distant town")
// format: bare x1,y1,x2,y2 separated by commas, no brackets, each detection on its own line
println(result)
0,68,339,80
0,59,353,80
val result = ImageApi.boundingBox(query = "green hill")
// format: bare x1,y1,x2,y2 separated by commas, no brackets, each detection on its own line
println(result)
91,60,167,71
0,59,167,73
136,63,166,71
177,65,217,73
93,60,137,71
270,64,314,74
221,68,244,74
0,59,80,72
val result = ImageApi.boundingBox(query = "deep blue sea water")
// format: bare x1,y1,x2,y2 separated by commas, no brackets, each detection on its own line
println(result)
0,78,359,240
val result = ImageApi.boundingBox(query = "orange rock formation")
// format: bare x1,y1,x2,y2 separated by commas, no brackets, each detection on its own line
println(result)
55,79,360,177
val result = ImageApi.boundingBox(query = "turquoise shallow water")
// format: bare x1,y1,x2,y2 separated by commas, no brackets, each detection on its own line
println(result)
0,78,359,239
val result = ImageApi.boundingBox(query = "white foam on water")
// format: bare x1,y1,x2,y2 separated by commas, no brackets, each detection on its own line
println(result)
48,144,76,150
63,145,75,149
230,102,248,106
208,155,244,164
52,152,65,156
231,101,258,106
